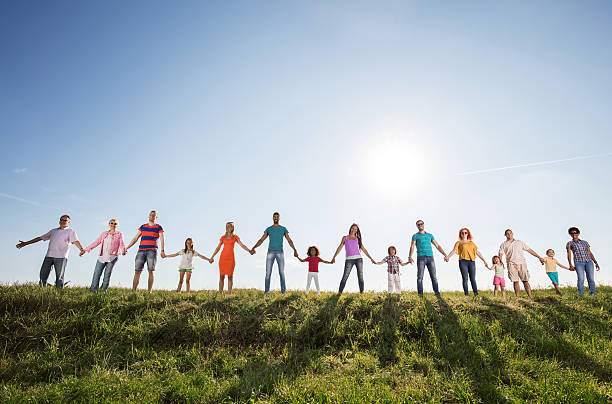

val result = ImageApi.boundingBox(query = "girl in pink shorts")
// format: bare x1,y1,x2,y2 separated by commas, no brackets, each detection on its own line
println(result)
489,256,506,298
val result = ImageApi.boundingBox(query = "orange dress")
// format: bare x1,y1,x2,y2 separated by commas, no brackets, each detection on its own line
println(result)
219,235,239,275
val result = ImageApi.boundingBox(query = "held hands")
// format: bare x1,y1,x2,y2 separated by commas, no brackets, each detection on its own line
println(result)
408,257,414,264
444,256,450,262
208,258,214,264
331,258,336,264
79,249,86,257
539,258,545,265
161,251,166,258
294,250,299,258
569,265,576,271
596,263,600,271
250,249,256,255
122,249,127,256
370,258,376,264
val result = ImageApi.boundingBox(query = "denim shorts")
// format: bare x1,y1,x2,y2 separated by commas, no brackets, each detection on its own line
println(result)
135,249,157,271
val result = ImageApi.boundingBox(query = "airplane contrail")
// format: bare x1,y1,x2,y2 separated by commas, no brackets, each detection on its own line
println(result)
0,192,41,206
457,153,612,176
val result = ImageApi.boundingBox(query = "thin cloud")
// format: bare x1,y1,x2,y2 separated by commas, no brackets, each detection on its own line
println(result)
0,192,41,206
457,153,612,176
12,168,27,175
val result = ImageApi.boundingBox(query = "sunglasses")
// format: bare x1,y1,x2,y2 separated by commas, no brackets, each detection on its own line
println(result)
417,223,424,226
110,222,118,225
460,231,468,234
570,232,578,235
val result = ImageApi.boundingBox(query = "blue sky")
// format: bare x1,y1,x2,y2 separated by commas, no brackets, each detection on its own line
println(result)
1,1,611,293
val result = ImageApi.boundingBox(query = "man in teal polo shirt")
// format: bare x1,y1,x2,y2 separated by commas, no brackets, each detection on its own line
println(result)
408,219,448,296
251,212,298,294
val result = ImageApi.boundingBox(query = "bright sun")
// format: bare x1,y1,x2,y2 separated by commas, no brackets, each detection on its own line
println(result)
360,137,428,195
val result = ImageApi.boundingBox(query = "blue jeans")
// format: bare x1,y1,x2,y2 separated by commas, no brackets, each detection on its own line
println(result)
135,249,157,271
338,258,364,294
575,262,596,296
40,257,68,289
90,258,118,292
417,256,440,296
265,250,286,294
459,259,478,296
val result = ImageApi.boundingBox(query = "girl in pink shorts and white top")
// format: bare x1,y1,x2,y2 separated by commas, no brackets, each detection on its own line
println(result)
489,256,506,298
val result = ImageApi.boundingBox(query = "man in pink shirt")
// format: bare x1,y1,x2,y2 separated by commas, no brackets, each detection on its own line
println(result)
16,215,86,289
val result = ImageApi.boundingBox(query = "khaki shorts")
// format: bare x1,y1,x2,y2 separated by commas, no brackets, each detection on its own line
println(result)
507,262,530,282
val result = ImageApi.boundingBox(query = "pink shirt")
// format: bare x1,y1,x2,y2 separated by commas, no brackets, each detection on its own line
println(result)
86,231,126,256
305,256,323,272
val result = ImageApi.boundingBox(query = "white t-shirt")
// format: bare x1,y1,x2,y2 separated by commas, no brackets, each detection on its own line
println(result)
178,250,199,269
98,233,118,264
40,228,79,259
499,239,530,264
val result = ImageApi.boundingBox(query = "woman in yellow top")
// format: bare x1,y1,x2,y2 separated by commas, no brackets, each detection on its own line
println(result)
445,228,489,296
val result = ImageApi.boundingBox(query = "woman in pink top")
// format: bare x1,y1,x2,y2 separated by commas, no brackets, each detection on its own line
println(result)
331,224,376,294
82,218,127,292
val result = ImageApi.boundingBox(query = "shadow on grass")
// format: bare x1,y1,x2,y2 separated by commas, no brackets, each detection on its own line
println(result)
422,296,508,403
483,298,612,382
218,293,342,401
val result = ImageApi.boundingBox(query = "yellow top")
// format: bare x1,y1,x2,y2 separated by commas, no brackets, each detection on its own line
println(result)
453,241,478,261
544,257,558,273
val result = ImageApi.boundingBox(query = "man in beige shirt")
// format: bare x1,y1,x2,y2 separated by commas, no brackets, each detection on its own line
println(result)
498,229,545,298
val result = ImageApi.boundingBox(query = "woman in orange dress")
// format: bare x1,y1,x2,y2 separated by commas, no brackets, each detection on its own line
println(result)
209,222,252,294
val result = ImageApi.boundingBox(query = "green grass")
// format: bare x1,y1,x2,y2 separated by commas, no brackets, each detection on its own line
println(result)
0,285,610,403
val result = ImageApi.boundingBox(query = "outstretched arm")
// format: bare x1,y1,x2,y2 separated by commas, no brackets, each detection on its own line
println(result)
284,233,298,255
526,248,545,264
159,233,166,258
445,249,456,262
320,258,333,264
16,237,42,249
125,231,142,250
556,261,570,270
210,241,223,260
164,252,179,258
296,255,307,262
331,237,346,263
236,238,251,254
408,241,416,263
360,245,375,263
251,233,268,253
476,250,489,268
432,240,447,258
588,248,600,270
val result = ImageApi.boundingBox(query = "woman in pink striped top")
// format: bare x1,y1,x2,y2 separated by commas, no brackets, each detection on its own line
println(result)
82,219,126,292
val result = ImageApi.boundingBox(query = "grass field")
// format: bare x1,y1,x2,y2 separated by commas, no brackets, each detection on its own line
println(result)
0,285,610,403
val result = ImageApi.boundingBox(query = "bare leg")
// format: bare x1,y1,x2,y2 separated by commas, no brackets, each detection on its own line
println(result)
501,286,506,299
228,275,233,294
523,281,532,298
186,272,191,293
177,271,185,292
219,275,225,293
147,270,154,292
553,282,562,296
132,271,142,291
513,281,521,297
493,285,498,297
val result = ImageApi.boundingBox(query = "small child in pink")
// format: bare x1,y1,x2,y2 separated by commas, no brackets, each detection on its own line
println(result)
296,246,332,295
489,256,506,298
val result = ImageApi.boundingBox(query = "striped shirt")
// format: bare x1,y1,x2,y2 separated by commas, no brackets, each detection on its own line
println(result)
138,223,163,251
566,240,592,263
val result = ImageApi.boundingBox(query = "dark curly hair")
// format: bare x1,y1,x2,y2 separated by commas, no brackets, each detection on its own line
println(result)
307,246,320,257
568,227,580,235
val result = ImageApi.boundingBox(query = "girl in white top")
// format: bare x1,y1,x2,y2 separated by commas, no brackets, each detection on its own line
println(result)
164,238,211,293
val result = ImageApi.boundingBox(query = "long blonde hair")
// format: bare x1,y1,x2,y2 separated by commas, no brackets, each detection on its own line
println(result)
225,222,235,238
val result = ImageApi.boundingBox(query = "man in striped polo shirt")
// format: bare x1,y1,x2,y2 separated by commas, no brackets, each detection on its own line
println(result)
126,210,165,292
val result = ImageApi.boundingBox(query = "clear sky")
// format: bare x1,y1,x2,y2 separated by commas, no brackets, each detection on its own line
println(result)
1,1,611,293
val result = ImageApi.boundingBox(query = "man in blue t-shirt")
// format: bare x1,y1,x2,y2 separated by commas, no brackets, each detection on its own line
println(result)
251,212,298,294
408,219,448,296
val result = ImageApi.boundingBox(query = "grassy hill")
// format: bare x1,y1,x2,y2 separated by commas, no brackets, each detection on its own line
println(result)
0,285,610,403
